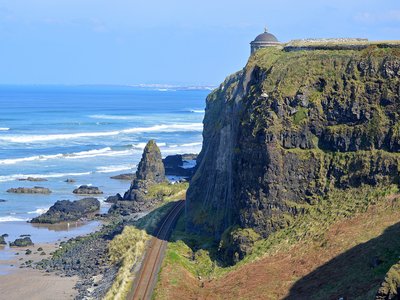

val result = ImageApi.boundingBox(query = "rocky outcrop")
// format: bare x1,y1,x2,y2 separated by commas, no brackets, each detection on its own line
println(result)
122,140,165,202
0,235,6,245
30,198,100,224
163,154,198,178
137,140,165,182
110,140,166,215
110,173,136,181
186,46,400,262
105,193,123,203
73,185,103,195
10,237,34,247
7,187,51,194
18,177,48,182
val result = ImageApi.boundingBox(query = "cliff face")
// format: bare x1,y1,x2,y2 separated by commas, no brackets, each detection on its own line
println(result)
186,46,400,259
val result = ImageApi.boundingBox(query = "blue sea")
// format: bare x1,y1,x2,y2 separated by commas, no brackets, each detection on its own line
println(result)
0,85,208,246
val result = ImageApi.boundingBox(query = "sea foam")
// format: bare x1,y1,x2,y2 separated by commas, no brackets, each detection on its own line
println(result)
96,165,134,173
0,123,203,143
0,216,29,222
0,127,9,131
0,147,129,165
28,208,49,215
0,172,91,182
0,141,200,167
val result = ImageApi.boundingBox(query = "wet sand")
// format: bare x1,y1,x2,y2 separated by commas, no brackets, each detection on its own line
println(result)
0,268,78,300
0,241,78,299
0,221,103,299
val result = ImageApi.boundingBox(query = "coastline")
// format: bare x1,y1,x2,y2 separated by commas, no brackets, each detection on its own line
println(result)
0,240,79,299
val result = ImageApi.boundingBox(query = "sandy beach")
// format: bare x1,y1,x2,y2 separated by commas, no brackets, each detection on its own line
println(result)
0,268,78,300
0,240,79,299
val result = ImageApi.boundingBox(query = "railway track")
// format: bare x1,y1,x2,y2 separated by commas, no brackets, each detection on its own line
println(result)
129,200,185,300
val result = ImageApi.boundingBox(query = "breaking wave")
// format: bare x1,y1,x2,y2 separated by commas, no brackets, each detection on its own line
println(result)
28,208,49,215
0,123,203,143
0,172,91,182
0,216,29,222
96,165,134,173
0,142,200,167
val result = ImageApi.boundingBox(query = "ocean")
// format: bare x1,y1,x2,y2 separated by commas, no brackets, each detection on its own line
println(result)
0,85,208,248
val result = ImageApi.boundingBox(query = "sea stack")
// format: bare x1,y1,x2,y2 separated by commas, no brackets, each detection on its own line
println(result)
123,140,165,201
136,140,166,183
109,140,166,215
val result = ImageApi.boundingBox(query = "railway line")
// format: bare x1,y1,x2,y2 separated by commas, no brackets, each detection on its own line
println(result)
129,200,185,300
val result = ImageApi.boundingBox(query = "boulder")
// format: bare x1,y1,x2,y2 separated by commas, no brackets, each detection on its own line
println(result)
105,193,123,203
7,187,51,194
110,173,136,180
30,198,100,224
0,235,6,245
18,177,48,182
73,185,103,195
65,179,76,183
10,237,34,247
163,154,197,177
0,199,6,203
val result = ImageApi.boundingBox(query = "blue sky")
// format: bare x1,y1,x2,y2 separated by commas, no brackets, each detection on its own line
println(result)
0,0,399,85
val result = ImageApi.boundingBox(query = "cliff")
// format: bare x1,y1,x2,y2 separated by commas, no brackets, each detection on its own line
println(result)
186,45,400,262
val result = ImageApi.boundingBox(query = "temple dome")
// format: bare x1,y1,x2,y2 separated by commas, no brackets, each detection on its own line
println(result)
250,28,281,54
253,32,279,43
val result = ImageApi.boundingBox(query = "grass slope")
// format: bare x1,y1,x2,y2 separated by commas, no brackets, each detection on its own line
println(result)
155,185,400,299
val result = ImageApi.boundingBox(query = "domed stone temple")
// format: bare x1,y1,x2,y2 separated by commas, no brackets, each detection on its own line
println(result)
250,28,281,54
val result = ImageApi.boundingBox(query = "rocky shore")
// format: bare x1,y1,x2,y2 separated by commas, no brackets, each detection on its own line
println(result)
73,185,103,195
30,198,101,224
7,186,52,194
23,140,197,299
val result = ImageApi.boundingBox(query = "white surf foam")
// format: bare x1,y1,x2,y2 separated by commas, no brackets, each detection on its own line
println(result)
89,114,138,120
0,216,29,222
96,165,134,173
0,172,91,183
0,127,10,131
0,147,132,165
189,109,205,113
179,142,202,147
0,123,203,143
28,208,49,215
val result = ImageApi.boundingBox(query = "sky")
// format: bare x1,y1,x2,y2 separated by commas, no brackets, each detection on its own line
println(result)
0,0,399,85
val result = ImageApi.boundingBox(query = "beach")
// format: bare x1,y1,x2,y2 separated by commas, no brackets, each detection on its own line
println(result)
0,85,206,297
0,240,79,299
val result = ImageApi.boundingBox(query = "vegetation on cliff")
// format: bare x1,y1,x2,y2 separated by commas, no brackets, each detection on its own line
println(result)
169,44,400,298
186,45,400,261
156,185,400,299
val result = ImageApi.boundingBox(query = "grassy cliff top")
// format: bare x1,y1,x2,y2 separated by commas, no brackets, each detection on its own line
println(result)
284,39,400,48
245,44,400,97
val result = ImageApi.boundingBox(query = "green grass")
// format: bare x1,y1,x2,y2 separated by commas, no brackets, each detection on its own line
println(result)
292,107,308,125
105,181,188,300
240,184,399,266
160,184,400,284
145,182,189,202
104,226,149,300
